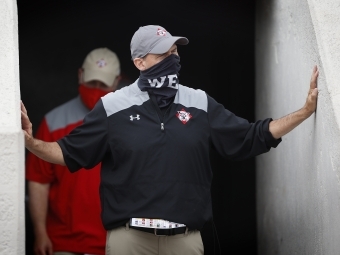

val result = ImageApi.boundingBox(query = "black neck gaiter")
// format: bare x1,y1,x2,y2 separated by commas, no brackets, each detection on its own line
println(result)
138,54,181,108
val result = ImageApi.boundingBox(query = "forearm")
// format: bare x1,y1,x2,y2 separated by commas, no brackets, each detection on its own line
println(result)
28,181,50,236
269,65,319,139
25,137,66,166
269,108,312,139
21,101,65,166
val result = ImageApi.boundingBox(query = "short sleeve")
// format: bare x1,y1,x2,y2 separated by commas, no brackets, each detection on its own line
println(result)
207,95,281,160
57,99,109,172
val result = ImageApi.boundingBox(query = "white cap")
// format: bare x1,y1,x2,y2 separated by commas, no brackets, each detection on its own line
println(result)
82,48,121,87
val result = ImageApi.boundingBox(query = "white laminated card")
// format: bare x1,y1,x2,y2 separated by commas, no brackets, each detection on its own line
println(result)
130,218,186,229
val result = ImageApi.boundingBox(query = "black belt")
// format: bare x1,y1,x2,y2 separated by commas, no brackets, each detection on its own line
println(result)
130,226,188,236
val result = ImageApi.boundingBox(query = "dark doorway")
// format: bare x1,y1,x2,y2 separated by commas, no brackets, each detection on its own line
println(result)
18,0,256,254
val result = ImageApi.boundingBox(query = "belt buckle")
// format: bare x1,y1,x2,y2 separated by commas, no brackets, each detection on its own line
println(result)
154,228,168,236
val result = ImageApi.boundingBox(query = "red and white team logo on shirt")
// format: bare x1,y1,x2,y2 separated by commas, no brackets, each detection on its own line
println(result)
157,28,167,36
176,109,192,124
96,59,107,68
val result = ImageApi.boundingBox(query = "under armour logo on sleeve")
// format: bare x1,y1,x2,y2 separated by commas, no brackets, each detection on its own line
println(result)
130,114,140,121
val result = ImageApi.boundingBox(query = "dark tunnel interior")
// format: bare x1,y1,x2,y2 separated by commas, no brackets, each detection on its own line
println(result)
17,0,257,254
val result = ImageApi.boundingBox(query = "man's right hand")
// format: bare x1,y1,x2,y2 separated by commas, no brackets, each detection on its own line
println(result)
34,232,53,255
21,101,34,144
20,101,66,166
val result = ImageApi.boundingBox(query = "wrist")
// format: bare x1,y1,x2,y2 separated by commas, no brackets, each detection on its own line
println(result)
300,106,313,119
25,135,35,150
33,225,48,237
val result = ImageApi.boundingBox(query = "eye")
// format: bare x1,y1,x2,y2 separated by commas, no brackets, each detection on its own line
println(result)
157,53,166,59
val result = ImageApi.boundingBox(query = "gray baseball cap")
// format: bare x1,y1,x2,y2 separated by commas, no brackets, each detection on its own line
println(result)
130,25,189,59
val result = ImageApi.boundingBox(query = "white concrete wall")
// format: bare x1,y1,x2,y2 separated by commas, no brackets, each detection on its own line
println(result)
0,0,25,254
256,0,340,254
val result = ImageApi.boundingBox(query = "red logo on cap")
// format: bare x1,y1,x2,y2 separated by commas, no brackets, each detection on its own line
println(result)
157,28,167,36
96,59,107,68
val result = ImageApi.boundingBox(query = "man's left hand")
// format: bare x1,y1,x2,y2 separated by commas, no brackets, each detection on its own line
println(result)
269,65,319,139
303,65,319,117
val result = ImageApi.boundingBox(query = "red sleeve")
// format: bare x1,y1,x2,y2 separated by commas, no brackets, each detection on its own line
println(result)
26,118,56,183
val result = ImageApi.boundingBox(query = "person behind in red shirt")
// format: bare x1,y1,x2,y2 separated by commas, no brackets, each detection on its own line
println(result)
26,48,126,255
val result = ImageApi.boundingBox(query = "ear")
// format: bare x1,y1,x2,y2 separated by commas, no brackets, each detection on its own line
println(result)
116,75,122,85
133,58,146,71
78,68,84,84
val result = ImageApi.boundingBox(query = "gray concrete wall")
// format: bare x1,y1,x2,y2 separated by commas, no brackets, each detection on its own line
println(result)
256,0,340,254
0,0,25,254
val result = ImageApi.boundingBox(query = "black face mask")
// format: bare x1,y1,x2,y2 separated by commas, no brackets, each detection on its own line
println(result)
138,54,181,108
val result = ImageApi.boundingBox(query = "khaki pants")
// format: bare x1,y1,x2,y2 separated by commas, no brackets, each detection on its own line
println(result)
106,226,204,255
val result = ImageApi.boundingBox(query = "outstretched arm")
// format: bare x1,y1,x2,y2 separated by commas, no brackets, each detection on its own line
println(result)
21,101,66,166
269,66,319,139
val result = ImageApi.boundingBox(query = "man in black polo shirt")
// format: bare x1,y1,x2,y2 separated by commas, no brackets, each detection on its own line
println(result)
21,25,319,255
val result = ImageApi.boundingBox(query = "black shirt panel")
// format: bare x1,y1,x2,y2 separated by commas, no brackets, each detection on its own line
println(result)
57,82,281,230
207,95,281,160
57,100,109,172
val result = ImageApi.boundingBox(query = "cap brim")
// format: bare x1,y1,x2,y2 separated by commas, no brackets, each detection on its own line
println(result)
149,36,189,55
83,70,116,87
